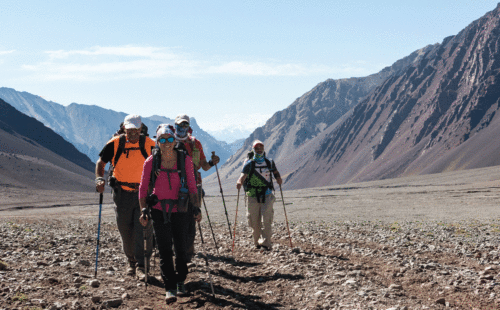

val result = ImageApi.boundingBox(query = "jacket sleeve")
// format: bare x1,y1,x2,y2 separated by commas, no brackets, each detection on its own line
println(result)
195,139,206,161
185,155,198,194
139,155,153,199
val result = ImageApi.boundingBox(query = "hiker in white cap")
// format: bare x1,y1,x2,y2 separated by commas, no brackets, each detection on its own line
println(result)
236,140,282,251
95,114,155,281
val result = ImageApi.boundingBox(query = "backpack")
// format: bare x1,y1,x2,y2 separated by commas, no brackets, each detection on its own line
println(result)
107,132,149,189
146,144,190,212
113,134,149,167
243,151,275,203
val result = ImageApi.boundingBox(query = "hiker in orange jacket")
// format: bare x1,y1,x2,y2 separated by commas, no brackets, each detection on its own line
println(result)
95,114,155,281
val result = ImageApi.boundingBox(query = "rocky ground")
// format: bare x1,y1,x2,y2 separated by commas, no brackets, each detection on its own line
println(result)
1,216,500,310
2,166,500,309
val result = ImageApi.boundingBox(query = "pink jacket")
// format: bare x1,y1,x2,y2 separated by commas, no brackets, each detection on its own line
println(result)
139,154,198,212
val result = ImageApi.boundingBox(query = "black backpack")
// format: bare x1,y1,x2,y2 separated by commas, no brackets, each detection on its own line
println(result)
146,144,190,212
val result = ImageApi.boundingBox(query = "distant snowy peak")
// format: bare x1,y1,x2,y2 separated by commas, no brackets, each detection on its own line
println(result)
206,128,253,143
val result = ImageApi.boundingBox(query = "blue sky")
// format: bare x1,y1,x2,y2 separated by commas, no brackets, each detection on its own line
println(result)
1,1,498,140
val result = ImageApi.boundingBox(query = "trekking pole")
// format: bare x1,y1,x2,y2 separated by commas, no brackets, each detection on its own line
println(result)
141,208,149,290
279,184,293,248
197,222,216,298
94,193,103,278
231,188,240,254
212,151,232,239
201,194,220,255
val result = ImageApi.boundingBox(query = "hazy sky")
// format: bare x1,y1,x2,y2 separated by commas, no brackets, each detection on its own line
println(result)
1,1,498,134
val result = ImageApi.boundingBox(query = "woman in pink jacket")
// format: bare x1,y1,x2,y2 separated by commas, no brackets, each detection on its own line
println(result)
139,124,201,304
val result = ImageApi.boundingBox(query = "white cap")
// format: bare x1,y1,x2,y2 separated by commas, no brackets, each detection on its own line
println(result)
123,114,142,129
175,114,190,125
252,140,264,148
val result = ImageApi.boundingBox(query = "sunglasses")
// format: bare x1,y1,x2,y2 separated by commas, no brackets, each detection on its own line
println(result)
158,137,175,144
177,122,190,128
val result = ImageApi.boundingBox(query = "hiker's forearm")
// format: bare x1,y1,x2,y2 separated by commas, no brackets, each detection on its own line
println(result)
95,158,106,178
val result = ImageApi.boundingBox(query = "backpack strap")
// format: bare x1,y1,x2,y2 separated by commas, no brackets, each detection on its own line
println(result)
264,158,274,191
247,160,256,181
114,134,149,167
114,135,127,167
147,147,161,195
176,148,188,190
139,135,148,159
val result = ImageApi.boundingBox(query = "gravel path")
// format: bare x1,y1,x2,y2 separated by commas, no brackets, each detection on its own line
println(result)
1,166,500,309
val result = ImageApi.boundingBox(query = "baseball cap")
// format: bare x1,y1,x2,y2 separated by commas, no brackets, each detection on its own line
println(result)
252,140,264,148
123,114,142,129
175,114,190,125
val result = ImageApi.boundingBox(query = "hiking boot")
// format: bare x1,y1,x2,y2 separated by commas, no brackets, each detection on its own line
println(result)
136,266,146,282
176,282,187,296
257,245,271,251
126,264,135,276
165,290,177,303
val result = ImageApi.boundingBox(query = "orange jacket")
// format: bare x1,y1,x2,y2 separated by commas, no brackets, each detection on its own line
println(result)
109,135,156,191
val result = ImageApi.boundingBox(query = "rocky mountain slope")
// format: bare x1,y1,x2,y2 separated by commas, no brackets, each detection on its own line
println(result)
205,4,500,191
0,98,95,191
0,88,233,177
203,44,436,189
284,3,500,189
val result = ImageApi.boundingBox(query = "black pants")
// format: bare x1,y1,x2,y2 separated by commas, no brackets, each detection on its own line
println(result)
151,208,189,291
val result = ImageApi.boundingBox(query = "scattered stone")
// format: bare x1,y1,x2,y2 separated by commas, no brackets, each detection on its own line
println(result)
79,260,91,267
103,298,123,308
388,284,403,291
435,297,446,305
89,280,100,288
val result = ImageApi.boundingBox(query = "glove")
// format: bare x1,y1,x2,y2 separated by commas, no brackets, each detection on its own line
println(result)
209,154,220,166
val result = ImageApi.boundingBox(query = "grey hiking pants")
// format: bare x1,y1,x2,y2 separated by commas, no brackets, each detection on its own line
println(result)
113,188,153,268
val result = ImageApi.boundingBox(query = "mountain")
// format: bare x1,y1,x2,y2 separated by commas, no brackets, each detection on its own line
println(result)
283,4,500,188
203,43,437,190
0,98,95,191
0,88,232,178
203,4,500,192
206,127,253,143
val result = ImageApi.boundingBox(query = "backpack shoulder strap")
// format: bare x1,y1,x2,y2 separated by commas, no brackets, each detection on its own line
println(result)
114,134,127,167
148,147,161,195
139,135,148,159
176,148,188,189
247,160,256,180
265,158,274,190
